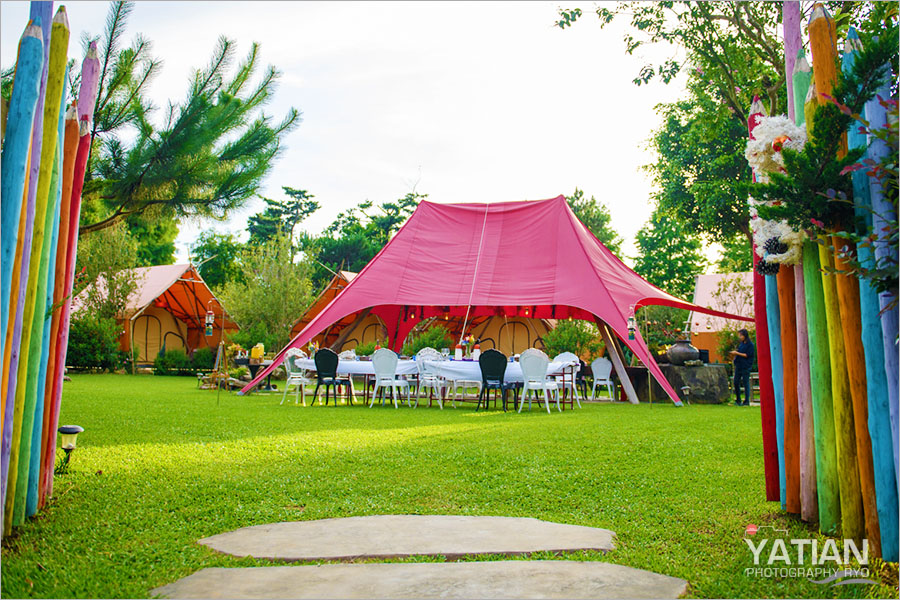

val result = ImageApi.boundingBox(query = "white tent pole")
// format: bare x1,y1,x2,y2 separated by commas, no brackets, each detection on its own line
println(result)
598,321,639,404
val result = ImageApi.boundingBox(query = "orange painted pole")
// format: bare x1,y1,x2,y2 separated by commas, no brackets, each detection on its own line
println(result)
809,2,880,552
776,268,800,514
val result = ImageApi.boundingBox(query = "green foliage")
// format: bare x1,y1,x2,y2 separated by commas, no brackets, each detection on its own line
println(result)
401,325,454,357
153,349,192,375
248,187,319,246
77,1,300,236
219,234,315,351
190,231,246,290
74,221,139,320
565,188,623,255
190,347,216,371
301,191,424,288
228,366,249,379
716,234,753,273
7,373,894,599
353,341,380,356
633,208,707,301
124,210,178,266
65,315,124,372
635,306,691,355
541,320,601,360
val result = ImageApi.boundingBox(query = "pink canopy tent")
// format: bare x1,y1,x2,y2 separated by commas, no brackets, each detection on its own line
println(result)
241,196,751,404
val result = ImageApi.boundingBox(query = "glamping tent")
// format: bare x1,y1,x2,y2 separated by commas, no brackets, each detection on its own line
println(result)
293,271,553,355
689,272,754,363
242,196,750,404
74,264,238,363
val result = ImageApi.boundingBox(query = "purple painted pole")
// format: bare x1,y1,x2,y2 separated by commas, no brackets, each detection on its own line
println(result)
783,1,801,121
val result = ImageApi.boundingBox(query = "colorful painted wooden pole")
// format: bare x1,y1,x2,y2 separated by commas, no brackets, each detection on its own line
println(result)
802,85,840,535
864,78,899,485
1,1,52,529
791,50,817,523
844,30,898,561
4,5,68,532
765,275,786,509
779,2,803,517
810,2,879,549
748,97,780,503
0,20,43,365
39,103,79,507
41,42,101,504
27,115,65,516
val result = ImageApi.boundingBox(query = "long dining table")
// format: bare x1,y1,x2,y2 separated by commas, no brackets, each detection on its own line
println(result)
292,357,578,405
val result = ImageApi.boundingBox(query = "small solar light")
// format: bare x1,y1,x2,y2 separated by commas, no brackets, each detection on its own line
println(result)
627,315,636,340
57,425,84,473
680,386,691,405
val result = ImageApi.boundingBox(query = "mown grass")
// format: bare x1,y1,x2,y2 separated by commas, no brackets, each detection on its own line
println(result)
1,374,895,598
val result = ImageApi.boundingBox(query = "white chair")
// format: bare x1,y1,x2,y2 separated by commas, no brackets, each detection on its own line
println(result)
552,351,582,408
281,348,312,406
369,348,411,409
518,348,560,413
590,357,615,400
415,347,447,408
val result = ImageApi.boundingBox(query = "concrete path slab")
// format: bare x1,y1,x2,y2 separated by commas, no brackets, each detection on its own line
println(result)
199,515,615,561
152,561,688,599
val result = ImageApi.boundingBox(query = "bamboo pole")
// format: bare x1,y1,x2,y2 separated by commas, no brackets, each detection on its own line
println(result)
792,50,817,523
810,2,877,549
843,29,897,561
41,42,101,504
4,6,68,532
0,1,52,531
748,97,780,501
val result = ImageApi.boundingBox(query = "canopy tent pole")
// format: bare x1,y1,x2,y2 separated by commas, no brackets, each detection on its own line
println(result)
597,319,638,404
458,205,490,344
329,308,372,351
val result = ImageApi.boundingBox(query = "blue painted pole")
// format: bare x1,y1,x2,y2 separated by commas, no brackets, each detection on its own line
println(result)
766,274,786,509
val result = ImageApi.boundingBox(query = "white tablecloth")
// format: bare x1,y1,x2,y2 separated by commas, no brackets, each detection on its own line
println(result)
293,357,576,383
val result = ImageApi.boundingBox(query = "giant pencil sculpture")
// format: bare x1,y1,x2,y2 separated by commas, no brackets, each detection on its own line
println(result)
779,0,802,516
41,43,101,504
765,275,786,509
802,83,841,535
4,5,68,532
843,30,899,561
39,102,80,507
809,2,877,549
0,20,43,366
791,51,817,523
1,1,52,525
747,97,780,502
864,78,899,485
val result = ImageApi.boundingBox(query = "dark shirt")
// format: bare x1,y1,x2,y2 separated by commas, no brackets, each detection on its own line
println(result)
735,339,755,371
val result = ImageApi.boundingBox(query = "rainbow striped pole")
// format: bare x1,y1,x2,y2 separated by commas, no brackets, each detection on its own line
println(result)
1,1,53,534
40,43,101,504
4,5,68,532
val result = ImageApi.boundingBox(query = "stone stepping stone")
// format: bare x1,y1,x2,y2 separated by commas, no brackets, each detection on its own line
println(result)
199,515,615,561
152,561,688,599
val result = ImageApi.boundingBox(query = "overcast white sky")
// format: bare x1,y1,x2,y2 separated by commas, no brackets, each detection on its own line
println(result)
1,1,695,265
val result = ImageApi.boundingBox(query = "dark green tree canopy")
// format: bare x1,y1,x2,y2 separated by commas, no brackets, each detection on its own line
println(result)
190,231,246,290
247,187,319,246
633,208,707,301
565,188,623,256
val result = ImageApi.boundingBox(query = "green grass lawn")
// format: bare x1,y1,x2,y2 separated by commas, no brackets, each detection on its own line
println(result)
1,374,895,598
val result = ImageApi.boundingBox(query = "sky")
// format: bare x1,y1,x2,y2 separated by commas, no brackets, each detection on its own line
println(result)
1,1,693,265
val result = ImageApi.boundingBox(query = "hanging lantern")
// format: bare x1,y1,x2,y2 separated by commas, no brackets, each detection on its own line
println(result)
627,314,636,340
205,309,215,336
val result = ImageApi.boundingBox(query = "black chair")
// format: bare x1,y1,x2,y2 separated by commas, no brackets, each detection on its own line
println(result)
477,349,518,411
576,359,589,400
312,348,354,406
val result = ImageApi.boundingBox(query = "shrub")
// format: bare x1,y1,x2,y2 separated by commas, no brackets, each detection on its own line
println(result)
401,325,454,356
228,366,249,379
153,349,192,376
66,315,123,372
229,322,282,356
542,320,602,360
354,341,378,356
190,346,216,370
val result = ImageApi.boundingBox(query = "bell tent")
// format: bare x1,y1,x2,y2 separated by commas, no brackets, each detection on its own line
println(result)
242,195,749,404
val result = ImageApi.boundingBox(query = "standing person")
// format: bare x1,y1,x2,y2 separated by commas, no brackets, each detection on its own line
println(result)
730,329,756,406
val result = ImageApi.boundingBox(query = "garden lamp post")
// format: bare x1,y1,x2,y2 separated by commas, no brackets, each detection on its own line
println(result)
57,425,84,472
680,385,692,406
